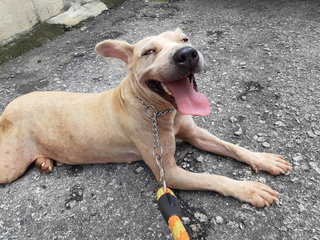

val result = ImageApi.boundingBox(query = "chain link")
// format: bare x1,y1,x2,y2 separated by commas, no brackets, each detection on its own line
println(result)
136,96,174,192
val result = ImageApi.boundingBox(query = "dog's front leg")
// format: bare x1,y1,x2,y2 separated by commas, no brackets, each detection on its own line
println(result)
138,139,278,207
175,115,292,175
165,165,279,207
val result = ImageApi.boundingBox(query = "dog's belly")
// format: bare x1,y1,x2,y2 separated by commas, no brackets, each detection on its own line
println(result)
37,138,142,165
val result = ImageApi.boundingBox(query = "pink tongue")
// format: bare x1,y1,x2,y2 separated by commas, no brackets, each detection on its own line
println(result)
165,78,211,116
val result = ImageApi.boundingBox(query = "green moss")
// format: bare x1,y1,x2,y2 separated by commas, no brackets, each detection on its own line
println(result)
0,23,66,65
148,0,170,2
101,0,127,8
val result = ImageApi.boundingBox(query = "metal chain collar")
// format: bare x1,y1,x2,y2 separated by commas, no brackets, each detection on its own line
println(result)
136,96,175,192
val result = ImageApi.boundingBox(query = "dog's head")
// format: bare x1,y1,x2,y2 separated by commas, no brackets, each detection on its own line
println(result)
95,29,210,116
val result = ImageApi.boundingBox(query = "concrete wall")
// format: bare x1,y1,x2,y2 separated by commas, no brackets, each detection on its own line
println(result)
0,0,96,44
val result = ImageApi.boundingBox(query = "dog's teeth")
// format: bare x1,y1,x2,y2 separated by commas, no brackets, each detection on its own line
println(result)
162,83,172,96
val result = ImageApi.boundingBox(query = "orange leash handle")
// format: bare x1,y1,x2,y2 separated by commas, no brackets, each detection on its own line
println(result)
156,188,190,240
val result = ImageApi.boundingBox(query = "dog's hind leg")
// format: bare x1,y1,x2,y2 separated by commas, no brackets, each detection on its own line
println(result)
34,157,54,173
0,142,33,184
0,117,34,184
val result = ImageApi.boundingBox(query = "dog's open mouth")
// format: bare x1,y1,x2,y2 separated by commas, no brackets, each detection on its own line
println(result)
147,74,211,116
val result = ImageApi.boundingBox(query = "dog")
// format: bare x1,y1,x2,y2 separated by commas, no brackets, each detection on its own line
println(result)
0,29,292,207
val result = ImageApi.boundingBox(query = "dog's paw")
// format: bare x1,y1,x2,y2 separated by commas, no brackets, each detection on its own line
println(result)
249,152,292,175
235,181,279,207
34,157,54,173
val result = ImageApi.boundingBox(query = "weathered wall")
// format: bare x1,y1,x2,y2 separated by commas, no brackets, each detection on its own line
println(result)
0,0,101,44
0,0,39,43
32,0,64,21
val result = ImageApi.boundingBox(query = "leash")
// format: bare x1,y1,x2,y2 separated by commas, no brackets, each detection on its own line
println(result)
137,96,190,240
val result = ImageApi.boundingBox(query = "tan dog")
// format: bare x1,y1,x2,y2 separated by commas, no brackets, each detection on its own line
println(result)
0,29,291,207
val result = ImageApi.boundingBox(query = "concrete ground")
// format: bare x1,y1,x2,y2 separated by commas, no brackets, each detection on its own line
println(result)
0,0,320,239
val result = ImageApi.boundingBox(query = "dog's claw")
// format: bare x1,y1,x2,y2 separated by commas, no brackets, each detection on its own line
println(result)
34,157,54,173
249,152,292,175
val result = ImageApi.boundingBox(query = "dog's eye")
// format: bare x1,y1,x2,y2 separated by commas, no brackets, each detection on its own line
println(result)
182,38,189,43
142,49,156,56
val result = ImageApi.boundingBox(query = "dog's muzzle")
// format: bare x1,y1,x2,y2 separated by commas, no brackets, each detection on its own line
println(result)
173,46,200,72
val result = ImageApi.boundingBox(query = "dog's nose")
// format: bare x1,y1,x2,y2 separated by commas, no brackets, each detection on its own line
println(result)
173,47,199,70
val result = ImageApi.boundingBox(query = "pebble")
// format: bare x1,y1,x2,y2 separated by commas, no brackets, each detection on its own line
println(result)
240,62,246,68
190,224,201,232
293,155,303,162
259,177,266,183
234,127,243,136
196,156,204,162
298,204,306,212
229,116,237,123
73,52,85,57
275,121,285,127
262,142,271,148
106,197,114,201
194,212,208,222
215,216,224,224
309,162,320,174
314,130,320,136
307,130,317,138
257,136,264,142
181,217,191,224
194,212,208,223
134,167,144,174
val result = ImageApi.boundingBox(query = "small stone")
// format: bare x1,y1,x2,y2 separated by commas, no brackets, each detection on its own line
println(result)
241,95,247,100
262,142,270,148
216,216,224,224
240,62,246,68
190,224,201,232
239,223,245,230
106,197,114,201
73,52,85,57
65,202,71,209
196,156,204,162
307,130,317,138
263,47,271,51
194,212,208,223
234,127,243,136
259,177,266,183
293,155,303,162
280,226,287,232
298,204,305,212
134,166,144,174
309,162,320,174
181,217,191,224
229,116,237,123
275,121,285,127
257,136,264,142
314,130,320,136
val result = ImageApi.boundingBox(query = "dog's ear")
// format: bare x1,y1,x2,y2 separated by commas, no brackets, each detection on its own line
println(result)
95,40,133,64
